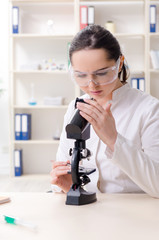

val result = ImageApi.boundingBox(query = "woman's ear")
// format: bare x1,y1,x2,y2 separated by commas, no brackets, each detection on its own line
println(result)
119,55,125,72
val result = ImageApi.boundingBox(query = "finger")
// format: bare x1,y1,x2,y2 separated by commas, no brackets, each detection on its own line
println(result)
56,165,71,171
104,100,112,110
50,176,58,184
50,167,69,177
52,161,68,168
106,103,112,112
51,167,70,178
79,111,96,125
83,99,104,113
77,102,99,120
55,169,70,177
105,102,113,117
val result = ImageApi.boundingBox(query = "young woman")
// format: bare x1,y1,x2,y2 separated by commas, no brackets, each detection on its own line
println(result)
50,25,159,197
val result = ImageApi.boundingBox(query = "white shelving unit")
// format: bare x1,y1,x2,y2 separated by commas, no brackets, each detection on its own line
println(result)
9,0,159,178
9,0,79,178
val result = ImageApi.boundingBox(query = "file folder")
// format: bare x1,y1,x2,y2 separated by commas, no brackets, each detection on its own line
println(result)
14,149,22,176
131,78,145,91
131,78,138,89
88,6,95,26
139,78,145,91
12,6,19,34
21,114,31,140
15,114,22,140
80,6,88,30
150,5,156,32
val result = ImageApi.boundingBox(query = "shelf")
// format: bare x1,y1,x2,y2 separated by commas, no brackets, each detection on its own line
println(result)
12,70,69,74
13,105,68,109
148,1,159,5
115,33,145,38
10,34,74,39
149,33,159,37
150,69,159,73
130,70,145,74
9,0,156,178
10,0,74,3
13,140,59,144
80,1,144,4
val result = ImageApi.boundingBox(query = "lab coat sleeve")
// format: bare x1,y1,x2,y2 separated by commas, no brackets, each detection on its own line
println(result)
106,99,159,198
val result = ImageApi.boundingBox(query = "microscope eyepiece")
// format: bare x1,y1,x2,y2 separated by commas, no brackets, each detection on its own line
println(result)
66,98,90,140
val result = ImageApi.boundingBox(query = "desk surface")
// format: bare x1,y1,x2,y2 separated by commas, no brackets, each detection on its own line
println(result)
0,193,159,240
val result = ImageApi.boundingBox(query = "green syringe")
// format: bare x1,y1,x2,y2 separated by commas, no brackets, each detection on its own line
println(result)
3,215,37,230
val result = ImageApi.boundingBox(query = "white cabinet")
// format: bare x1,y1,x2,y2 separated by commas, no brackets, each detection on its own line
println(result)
9,0,79,177
9,0,159,178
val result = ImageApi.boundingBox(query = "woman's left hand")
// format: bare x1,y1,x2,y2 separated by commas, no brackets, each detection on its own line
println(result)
77,99,117,151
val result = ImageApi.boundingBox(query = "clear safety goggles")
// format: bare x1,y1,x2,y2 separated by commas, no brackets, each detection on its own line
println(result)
71,57,120,87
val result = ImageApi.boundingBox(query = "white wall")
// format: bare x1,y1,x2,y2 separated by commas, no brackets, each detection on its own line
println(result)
0,0,9,174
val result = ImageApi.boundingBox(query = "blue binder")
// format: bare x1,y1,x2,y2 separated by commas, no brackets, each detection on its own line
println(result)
14,149,23,176
139,78,145,91
150,5,156,33
131,78,138,89
12,6,19,34
21,114,31,140
131,78,145,91
15,114,22,140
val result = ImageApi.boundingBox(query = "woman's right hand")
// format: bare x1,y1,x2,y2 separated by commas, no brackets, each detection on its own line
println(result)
50,160,72,193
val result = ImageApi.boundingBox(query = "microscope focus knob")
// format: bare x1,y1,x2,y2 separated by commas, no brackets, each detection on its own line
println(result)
81,149,91,158
69,148,73,156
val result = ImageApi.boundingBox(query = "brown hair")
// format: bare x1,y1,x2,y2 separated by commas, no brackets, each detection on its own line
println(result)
69,25,129,83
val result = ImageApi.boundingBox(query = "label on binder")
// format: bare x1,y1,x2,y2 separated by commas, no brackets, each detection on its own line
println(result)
14,149,22,176
150,5,156,33
21,114,31,140
88,6,95,26
12,6,19,34
15,114,22,140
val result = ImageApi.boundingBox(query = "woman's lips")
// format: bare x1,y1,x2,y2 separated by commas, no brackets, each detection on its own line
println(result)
90,90,102,95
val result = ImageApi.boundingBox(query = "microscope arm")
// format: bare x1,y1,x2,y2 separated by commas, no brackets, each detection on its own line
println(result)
71,148,81,189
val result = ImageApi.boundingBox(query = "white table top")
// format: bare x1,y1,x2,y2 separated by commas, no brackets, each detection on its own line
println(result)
0,192,159,240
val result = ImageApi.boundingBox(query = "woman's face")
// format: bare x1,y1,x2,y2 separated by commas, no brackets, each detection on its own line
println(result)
71,49,123,106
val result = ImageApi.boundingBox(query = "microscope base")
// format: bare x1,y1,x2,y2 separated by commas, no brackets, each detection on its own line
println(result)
66,187,97,205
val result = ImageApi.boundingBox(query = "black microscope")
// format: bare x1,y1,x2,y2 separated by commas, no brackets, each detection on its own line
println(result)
65,98,97,205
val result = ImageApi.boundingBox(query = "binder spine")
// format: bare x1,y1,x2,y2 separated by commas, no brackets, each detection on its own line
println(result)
15,114,22,140
21,114,31,140
131,78,138,89
88,6,95,26
14,149,23,176
139,78,145,92
12,6,19,34
131,78,145,91
80,6,88,30
150,5,156,33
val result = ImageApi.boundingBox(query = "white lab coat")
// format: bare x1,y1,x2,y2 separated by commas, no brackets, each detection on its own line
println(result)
55,83,159,197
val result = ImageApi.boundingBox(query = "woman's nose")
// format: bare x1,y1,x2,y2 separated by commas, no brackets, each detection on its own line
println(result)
88,79,99,86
